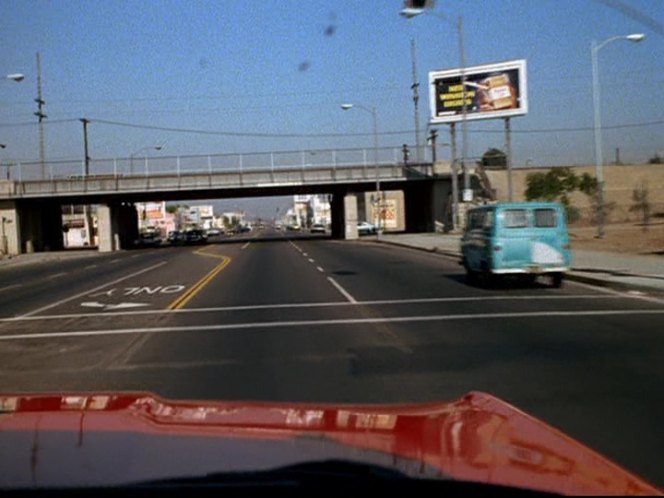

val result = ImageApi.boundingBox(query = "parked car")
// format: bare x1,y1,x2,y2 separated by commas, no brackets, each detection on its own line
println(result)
167,230,184,244
310,223,327,234
286,223,301,231
357,221,376,235
183,229,207,245
206,228,223,237
134,231,161,247
461,202,571,287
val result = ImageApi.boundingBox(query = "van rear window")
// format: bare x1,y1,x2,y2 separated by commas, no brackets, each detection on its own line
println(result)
534,209,557,227
503,209,527,228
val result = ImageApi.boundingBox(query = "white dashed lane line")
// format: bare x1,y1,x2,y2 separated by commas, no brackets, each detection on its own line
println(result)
289,240,358,302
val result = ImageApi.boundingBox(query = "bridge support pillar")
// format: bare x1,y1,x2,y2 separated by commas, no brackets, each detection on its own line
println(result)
0,201,21,256
98,203,139,252
330,192,358,240
1,200,64,254
343,194,359,240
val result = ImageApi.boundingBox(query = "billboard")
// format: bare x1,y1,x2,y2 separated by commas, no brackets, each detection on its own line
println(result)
429,59,527,124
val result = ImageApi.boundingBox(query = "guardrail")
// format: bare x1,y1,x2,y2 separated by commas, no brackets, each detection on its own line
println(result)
1,146,435,198
1,146,431,182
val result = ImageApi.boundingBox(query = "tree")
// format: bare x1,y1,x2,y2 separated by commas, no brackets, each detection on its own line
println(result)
648,154,662,164
525,167,578,205
525,167,581,222
480,148,507,169
630,183,651,231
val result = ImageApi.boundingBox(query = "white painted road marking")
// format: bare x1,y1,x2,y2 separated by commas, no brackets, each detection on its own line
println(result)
308,258,315,263
110,259,121,264
80,302,150,311
19,261,168,318
48,272,67,279
327,276,357,303
84,264,98,269
2,308,664,341
241,242,251,250
317,266,325,273
0,283,23,293
0,294,636,322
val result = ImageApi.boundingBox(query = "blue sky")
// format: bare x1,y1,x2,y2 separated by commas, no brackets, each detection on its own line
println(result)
1,0,662,170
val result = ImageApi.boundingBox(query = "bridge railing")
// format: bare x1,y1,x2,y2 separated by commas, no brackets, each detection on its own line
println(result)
2,146,432,182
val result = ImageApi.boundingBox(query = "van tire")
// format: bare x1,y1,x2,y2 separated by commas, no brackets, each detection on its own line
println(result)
551,273,564,288
465,269,478,284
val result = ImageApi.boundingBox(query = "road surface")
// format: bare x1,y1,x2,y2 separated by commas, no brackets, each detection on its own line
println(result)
1,229,662,487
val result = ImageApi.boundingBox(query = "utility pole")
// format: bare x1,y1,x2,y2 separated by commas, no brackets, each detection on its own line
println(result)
410,38,421,163
80,118,90,176
505,118,513,201
34,52,47,179
458,16,470,201
428,128,437,164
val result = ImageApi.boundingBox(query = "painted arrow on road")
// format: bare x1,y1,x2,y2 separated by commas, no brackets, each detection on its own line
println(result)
80,301,149,311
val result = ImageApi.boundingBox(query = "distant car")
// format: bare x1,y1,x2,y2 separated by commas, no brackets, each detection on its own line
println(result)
310,223,327,234
167,230,184,244
135,232,161,247
206,228,222,236
184,229,207,245
286,223,301,231
357,221,376,235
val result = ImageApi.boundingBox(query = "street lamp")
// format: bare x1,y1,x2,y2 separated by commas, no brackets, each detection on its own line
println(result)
129,145,163,175
340,103,382,236
591,33,645,238
401,6,471,203
5,73,24,82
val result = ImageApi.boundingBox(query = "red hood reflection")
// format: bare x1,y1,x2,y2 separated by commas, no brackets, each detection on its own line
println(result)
0,391,659,495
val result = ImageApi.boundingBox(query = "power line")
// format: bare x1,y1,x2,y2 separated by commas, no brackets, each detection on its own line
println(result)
88,117,664,137
0,119,79,127
0,117,661,137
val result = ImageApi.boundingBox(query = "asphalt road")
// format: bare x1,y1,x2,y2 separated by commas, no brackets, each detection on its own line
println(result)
1,229,663,487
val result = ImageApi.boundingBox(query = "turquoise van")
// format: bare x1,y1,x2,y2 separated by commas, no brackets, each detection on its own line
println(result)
461,202,571,287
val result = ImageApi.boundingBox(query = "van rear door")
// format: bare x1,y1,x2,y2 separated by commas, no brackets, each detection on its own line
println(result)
495,208,533,270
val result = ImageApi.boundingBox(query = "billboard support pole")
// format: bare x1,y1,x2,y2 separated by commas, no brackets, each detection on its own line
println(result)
458,16,470,202
450,123,459,231
505,117,513,202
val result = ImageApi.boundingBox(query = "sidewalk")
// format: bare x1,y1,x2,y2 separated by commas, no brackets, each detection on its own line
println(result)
0,249,101,270
377,233,664,295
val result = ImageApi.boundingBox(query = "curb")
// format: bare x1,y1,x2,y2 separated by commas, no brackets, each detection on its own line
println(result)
374,239,461,260
375,239,664,296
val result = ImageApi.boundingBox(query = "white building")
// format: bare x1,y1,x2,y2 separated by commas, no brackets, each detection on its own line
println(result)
291,195,331,227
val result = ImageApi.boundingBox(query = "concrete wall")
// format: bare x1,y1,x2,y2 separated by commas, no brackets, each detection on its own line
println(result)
404,178,452,233
359,190,406,232
485,163,664,223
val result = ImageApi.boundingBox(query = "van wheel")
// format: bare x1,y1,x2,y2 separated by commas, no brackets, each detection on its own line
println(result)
551,273,564,288
522,274,537,286
465,268,478,284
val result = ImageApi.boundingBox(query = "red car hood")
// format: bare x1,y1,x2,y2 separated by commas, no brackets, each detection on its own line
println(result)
0,391,659,495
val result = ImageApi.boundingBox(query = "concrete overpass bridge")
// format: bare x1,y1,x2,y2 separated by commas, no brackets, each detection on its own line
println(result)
0,146,453,254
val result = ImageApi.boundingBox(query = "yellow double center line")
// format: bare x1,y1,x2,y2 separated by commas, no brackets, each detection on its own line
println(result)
167,247,232,310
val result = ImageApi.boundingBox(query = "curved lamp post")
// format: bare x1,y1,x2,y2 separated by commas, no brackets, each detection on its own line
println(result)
592,33,645,238
5,73,24,82
340,103,382,236
130,145,163,175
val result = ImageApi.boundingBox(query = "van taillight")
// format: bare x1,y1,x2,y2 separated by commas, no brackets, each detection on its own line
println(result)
494,245,502,252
